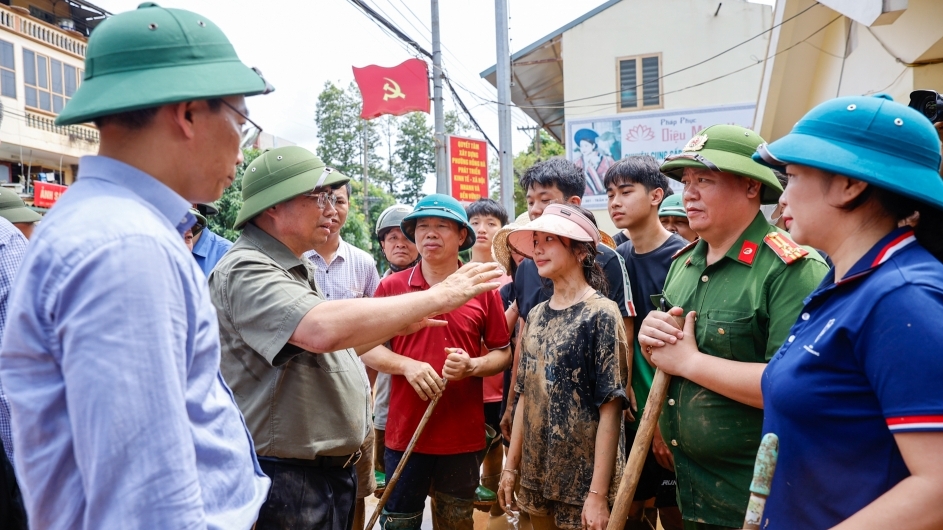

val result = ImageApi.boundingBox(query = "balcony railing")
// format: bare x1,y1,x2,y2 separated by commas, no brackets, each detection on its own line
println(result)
0,5,87,58
26,112,99,144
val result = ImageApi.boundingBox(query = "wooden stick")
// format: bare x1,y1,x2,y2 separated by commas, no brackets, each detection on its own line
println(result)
366,381,447,530
742,433,779,530
607,368,672,530
609,300,680,530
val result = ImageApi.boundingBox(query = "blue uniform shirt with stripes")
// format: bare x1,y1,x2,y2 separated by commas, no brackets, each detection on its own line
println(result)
761,227,943,529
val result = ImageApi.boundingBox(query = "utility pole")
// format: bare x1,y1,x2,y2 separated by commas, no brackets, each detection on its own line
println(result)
431,0,448,195
517,125,541,158
362,120,369,224
495,0,514,216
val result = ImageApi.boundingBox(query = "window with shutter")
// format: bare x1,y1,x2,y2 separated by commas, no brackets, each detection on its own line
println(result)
616,54,662,112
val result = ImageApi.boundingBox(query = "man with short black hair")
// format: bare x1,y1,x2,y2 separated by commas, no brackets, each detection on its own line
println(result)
605,155,686,530
498,158,636,440
0,5,274,527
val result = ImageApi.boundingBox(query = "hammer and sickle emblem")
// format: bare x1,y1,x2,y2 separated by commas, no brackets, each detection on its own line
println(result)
383,77,406,101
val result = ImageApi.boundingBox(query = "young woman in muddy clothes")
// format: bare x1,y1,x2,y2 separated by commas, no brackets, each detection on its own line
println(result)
497,204,629,530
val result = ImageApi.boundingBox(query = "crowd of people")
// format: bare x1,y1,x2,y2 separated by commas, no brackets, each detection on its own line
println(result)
0,4,942,530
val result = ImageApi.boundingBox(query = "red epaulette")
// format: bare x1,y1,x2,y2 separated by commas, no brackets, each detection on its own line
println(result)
671,238,699,260
764,231,809,265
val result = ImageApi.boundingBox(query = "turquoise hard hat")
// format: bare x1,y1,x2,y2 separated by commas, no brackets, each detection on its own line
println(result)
754,94,943,211
56,2,271,126
401,194,475,251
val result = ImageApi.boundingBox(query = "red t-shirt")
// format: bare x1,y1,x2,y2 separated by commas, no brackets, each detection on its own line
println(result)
375,264,511,455
483,273,513,404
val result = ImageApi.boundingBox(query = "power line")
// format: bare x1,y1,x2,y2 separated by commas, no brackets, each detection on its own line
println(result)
485,13,844,113
346,0,498,151
503,2,822,109
379,0,524,132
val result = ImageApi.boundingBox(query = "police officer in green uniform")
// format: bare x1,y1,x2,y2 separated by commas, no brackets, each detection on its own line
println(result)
638,125,829,529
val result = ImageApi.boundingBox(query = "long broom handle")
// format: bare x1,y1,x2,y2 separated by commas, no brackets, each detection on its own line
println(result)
606,368,671,530
366,381,447,530
742,433,779,530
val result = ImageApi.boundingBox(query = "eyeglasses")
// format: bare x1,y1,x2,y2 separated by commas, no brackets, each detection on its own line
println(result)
300,190,338,209
220,98,264,150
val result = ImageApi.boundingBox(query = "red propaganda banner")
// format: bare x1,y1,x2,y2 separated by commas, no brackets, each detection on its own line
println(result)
33,181,67,208
352,58,430,120
448,135,488,202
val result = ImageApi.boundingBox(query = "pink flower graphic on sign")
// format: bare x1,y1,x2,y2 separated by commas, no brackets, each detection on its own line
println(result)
625,124,655,142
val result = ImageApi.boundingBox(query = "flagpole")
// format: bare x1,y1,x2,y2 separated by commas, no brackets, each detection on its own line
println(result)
495,0,514,217
431,0,448,195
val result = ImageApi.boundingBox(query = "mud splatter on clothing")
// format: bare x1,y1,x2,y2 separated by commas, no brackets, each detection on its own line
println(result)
515,293,628,507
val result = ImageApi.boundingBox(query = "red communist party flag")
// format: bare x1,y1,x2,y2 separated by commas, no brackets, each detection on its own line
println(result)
352,58,430,120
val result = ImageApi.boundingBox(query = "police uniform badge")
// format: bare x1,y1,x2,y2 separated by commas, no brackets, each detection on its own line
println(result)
683,135,709,152
672,238,699,260
764,232,808,265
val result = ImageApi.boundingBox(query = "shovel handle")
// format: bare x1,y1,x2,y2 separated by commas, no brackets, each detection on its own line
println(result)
742,433,779,530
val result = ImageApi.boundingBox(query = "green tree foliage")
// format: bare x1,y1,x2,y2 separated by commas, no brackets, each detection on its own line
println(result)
208,148,262,242
490,129,564,217
394,112,434,205
343,180,396,265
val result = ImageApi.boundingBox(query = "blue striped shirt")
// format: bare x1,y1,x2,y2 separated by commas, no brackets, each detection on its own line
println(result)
0,217,26,462
0,156,269,529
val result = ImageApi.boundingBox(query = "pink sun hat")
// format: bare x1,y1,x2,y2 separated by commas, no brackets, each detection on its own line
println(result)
506,204,601,258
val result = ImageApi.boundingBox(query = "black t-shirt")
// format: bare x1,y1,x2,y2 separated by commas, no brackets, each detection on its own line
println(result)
513,243,635,323
615,233,688,338
612,230,630,247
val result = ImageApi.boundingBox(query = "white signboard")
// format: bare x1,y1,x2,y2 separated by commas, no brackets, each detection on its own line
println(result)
566,102,756,210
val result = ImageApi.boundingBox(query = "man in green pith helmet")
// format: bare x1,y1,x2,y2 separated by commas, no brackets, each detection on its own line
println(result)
0,4,274,528
638,125,829,529
0,188,41,240
210,148,503,530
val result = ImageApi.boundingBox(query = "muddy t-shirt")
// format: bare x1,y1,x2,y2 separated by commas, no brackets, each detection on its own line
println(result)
515,294,629,506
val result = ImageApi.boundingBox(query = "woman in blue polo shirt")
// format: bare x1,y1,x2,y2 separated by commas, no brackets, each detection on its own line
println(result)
753,94,943,530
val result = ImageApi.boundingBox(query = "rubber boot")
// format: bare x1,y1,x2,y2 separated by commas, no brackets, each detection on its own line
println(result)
431,491,474,530
379,509,423,530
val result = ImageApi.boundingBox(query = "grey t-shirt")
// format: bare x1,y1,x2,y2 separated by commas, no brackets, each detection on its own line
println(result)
210,223,369,459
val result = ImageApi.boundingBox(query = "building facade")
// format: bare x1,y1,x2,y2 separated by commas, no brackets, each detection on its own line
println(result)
0,0,107,208
482,0,773,230
754,0,943,142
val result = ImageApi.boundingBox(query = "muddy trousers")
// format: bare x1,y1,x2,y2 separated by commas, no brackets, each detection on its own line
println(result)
380,448,479,530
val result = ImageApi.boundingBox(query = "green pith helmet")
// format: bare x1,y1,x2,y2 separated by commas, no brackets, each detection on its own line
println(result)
660,124,782,204
56,2,271,126
401,194,476,251
658,194,686,218
0,188,41,224
375,204,413,240
196,202,219,218
189,208,206,236
234,146,350,229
